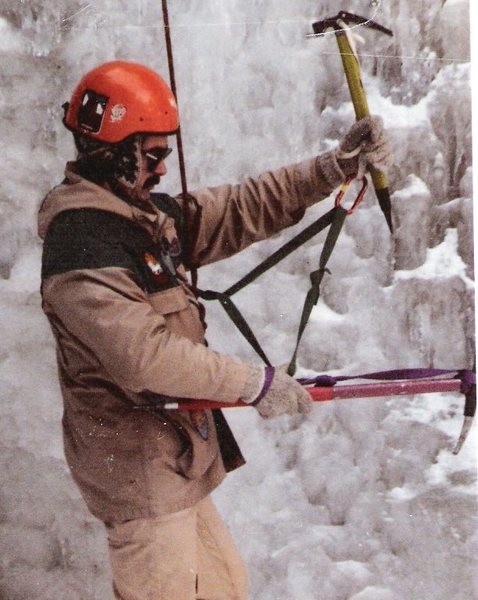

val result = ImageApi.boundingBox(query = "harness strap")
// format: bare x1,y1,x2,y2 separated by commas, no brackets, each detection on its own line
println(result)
196,205,346,366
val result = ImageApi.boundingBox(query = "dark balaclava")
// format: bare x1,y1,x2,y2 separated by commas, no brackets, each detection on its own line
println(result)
73,133,145,205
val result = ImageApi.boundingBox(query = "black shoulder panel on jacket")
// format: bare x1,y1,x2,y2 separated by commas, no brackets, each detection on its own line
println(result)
41,209,178,293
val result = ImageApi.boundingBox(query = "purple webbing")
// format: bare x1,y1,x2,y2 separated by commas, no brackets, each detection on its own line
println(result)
251,366,275,406
298,368,476,389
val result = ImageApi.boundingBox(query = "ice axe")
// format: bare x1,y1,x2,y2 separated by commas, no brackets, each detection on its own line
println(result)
161,369,475,454
309,11,394,232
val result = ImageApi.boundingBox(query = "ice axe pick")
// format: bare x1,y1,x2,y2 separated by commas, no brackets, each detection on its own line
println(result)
310,11,394,232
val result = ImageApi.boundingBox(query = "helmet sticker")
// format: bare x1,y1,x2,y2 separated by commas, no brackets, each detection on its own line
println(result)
78,90,109,133
110,104,127,123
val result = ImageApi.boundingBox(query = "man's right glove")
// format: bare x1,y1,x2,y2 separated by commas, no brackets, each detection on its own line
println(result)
241,366,312,419
335,115,393,179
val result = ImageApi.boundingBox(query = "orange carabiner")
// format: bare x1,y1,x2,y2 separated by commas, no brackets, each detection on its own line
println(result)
335,175,369,215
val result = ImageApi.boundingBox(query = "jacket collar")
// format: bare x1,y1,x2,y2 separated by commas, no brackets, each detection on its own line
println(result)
38,163,168,240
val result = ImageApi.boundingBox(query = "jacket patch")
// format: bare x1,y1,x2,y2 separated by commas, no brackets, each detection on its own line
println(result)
144,235,182,288
144,252,169,285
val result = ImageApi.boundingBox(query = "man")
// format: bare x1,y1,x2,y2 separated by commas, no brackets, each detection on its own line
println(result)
38,61,391,600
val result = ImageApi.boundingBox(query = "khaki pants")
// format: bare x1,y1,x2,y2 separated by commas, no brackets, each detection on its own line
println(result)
104,496,248,600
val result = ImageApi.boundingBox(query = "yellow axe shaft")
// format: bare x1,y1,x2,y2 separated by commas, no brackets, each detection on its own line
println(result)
336,32,392,231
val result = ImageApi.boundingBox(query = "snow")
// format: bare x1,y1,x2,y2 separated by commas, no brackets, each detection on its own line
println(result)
395,228,472,283
0,1,476,599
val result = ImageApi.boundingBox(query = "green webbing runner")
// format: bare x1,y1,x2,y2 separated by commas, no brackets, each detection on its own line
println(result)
196,205,348,371
288,205,347,374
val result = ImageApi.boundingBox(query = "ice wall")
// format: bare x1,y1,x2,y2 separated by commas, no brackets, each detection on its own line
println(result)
0,1,475,599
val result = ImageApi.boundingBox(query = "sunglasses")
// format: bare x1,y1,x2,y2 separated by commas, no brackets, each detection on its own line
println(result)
144,147,173,171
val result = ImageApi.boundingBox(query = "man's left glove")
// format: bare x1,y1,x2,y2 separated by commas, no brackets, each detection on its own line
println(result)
240,365,312,419
335,115,393,179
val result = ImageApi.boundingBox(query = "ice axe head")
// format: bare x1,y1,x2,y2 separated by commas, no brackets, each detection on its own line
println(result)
312,11,393,37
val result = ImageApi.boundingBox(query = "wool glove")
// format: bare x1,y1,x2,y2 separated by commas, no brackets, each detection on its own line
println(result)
241,366,312,419
335,115,393,179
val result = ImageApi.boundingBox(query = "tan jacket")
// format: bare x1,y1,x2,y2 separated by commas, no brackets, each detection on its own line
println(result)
38,152,343,523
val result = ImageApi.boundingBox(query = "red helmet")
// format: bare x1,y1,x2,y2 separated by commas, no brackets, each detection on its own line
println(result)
63,61,179,143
